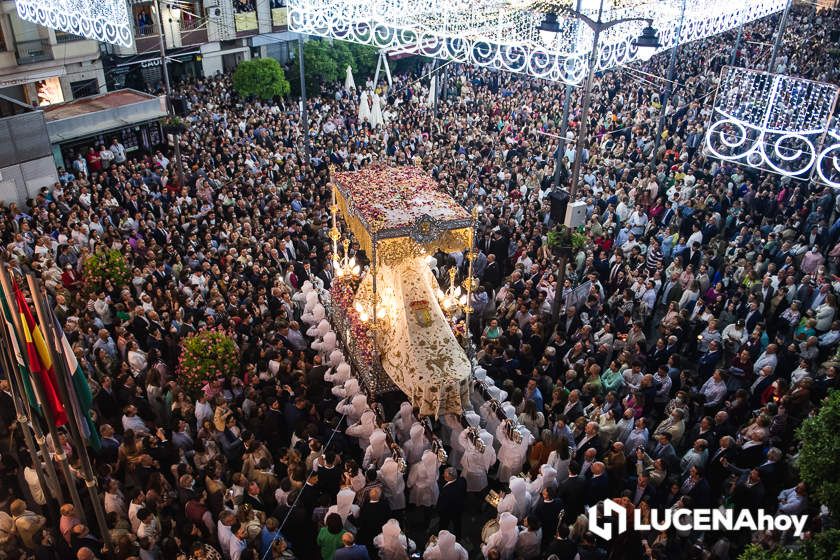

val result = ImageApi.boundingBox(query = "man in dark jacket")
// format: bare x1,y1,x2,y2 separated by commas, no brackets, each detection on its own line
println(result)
558,461,587,520
436,467,467,538
353,487,392,554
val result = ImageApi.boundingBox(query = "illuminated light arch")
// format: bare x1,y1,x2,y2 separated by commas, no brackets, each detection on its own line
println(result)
288,0,788,85
15,0,133,48
705,66,839,182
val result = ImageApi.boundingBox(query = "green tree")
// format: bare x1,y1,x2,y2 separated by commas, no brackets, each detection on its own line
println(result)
347,43,380,79
739,530,840,560
331,40,355,78
232,57,290,101
797,390,840,515
287,40,339,95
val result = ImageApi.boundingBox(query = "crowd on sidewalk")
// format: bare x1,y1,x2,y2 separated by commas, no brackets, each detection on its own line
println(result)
0,4,839,560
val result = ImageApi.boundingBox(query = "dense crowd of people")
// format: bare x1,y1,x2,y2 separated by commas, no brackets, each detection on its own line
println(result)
0,4,839,560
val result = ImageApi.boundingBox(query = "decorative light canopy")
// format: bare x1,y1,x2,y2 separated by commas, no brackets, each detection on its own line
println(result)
816,122,840,189
288,0,788,84
705,66,839,182
15,0,133,48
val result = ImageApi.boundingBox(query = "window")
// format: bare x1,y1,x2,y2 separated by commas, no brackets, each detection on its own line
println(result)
70,79,99,98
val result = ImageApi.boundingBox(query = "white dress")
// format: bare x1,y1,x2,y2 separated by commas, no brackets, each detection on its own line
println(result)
378,458,406,510
407,450,440,507
460,430,495,493
402,423,431,465
423,530,468,560
496,424,532,483
481,512,519,560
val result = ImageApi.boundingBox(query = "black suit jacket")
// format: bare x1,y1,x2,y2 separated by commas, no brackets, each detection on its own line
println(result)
437,478,467,514
563,401,584,424
586,474,610,505
707,445,736,490
685,477,711,509
558,476,587,519
483,261,503,289
354,500,392,546
574,436,601,463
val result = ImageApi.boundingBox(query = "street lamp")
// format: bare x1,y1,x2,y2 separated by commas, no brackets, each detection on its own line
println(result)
556,0,660,218
634,25,661,61
538,12,562,47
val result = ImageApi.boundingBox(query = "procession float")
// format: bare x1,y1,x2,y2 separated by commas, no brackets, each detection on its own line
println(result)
326,164,477,416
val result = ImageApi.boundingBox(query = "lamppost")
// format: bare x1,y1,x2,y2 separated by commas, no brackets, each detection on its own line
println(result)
653,0,687,161
539,0,660,210
768,0,792,73
154,0,185,186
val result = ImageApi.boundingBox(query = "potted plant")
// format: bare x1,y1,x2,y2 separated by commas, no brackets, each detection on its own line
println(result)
81,248,131,296
162,115,186,135
177,328,241,395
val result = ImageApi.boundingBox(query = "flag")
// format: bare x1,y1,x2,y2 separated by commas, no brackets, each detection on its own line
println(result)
51,310,100,451
0,282,39,412
13,283,67,427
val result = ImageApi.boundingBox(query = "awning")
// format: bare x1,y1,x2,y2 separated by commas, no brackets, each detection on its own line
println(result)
0,67,66,88
114,48,201,68
44,89,167,143
250,31,300,47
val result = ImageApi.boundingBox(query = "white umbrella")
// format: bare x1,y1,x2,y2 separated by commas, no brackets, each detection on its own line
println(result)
358,90,371,123
345,65,356,91
426,75,437,107
370,91,384,128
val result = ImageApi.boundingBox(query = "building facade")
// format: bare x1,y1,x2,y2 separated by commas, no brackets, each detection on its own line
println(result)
0,1,106,107
103,0,299,92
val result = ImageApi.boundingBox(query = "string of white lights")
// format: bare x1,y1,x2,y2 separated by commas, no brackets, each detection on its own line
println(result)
705,66,840,183
287,0,788,85
15,0,133,48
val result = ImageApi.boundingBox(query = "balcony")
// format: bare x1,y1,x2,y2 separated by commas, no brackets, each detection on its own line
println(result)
135,24,161,53
15,38,52,65
179,18,208,45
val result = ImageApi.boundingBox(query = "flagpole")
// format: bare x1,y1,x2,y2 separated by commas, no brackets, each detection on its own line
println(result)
0,264,86,520
0,311,62,505
25,274,111,548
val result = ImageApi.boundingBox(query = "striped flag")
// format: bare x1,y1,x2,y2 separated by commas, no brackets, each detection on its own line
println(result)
0,282,39,412
13,283,67,427
50,310,100,450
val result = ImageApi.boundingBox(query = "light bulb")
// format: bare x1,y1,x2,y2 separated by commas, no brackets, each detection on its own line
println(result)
459,295,468,305
359,311,369,322
354,302,364,313
376,308,386,319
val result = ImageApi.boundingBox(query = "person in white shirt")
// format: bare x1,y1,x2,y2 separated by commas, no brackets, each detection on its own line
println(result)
217,511,235,559
228,523,248,560
122,405,148,434
127,490,145,533
777,483,808,514
98,144,115,168
135,508,159,545
110,138,127,164
699,369,728,408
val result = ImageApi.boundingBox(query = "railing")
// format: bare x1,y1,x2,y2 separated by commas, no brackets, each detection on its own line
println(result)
15,38,52,64
135,23,159,38
179,17,203,31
